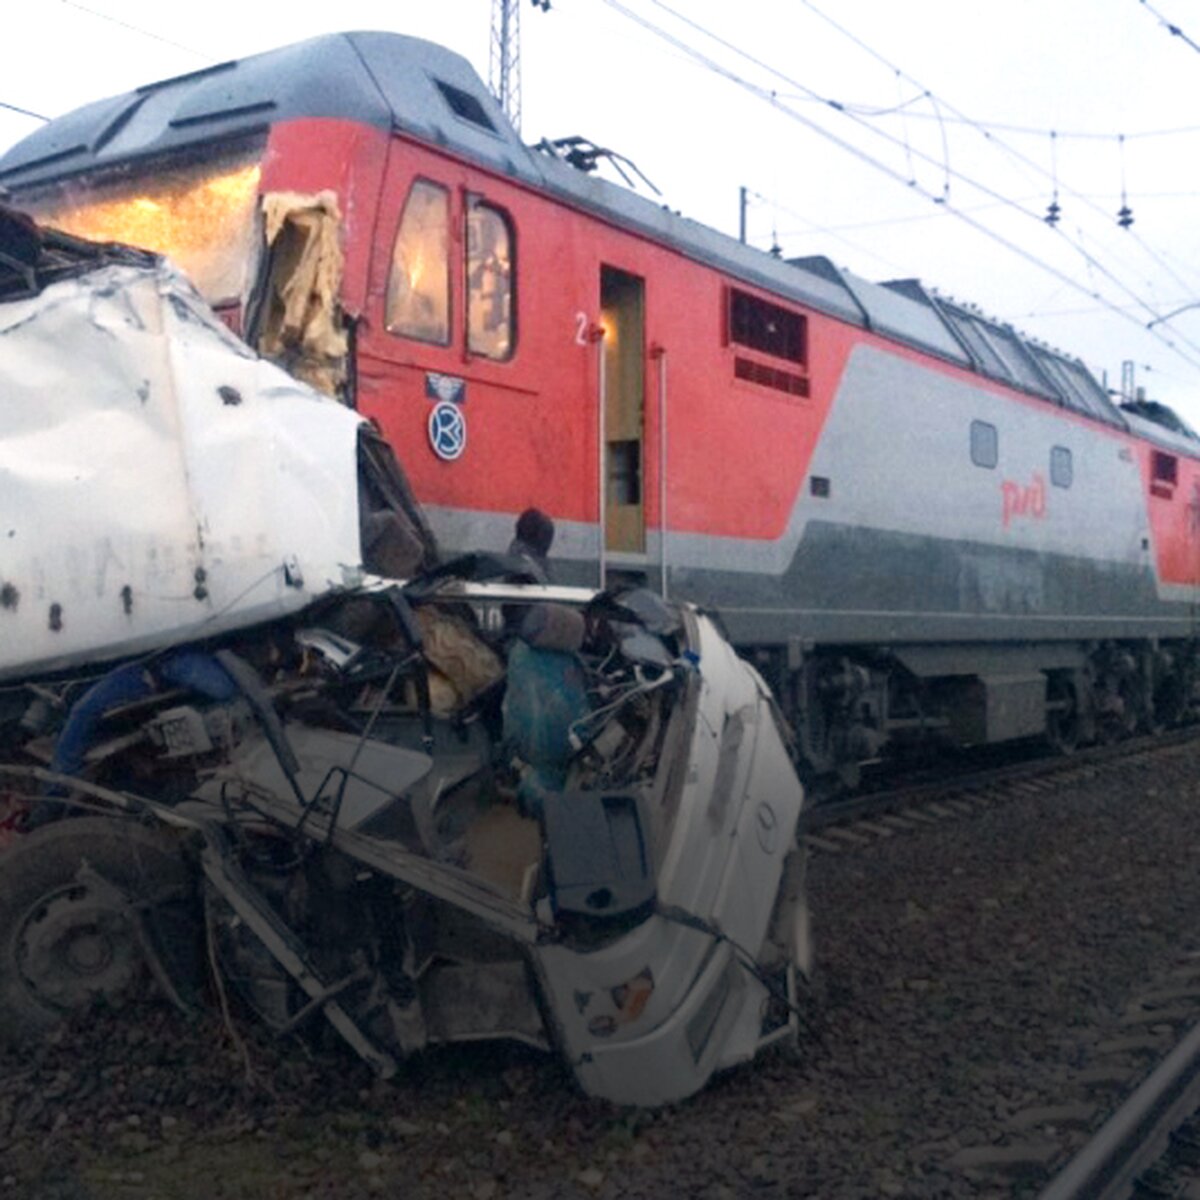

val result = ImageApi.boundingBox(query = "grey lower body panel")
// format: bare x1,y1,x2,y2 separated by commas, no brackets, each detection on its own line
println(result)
663,521,1197,649
455,514,1198,652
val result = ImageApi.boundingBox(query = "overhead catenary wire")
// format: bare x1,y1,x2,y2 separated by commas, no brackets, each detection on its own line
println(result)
742,188,1026,274
0,101,48,123
765,83,1200,296
59,0,212,61
600,0,1200,372
773,100,1200,143
1021,298,1200,320
772,194,1046,237
737,48,1200,299
793,0,1200,325
638,0,1200,326
1138,0,1200,55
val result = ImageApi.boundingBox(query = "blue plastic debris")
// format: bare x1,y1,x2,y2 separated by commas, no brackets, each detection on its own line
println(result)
502,642,590,791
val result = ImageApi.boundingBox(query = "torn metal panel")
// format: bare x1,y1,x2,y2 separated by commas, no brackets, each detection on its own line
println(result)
0,579,809,1107
0,222,809,1106
256,190,348,398
0,258,365,682
535,616,807,1105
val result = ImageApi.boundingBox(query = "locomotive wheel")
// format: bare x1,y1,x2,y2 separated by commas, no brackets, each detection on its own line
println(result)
1152,671,1187,732
0,817,196,1044
1044,676,1080,755
1097,679,1139,744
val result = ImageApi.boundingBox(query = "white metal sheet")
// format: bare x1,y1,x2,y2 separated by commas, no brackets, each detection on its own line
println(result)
0,262,365,680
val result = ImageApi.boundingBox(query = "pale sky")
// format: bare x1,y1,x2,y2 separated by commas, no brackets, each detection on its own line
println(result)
4,1,1199,421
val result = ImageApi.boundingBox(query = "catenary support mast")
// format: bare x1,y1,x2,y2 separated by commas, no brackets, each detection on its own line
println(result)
490,0,522,133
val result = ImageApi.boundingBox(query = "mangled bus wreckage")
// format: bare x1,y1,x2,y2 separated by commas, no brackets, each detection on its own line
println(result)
0,211,810,1107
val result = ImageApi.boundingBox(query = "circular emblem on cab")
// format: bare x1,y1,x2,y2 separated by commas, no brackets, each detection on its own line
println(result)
428,400,466,461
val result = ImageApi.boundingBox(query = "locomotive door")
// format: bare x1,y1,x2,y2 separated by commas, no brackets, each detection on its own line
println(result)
600,266,646,557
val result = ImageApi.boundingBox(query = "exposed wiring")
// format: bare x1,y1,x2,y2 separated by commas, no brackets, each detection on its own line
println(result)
656,902,811,1030
570,664,675,748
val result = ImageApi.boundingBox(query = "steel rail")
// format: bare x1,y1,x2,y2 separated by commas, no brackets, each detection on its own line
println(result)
1038,1019,1200,1200
800,724,1200,834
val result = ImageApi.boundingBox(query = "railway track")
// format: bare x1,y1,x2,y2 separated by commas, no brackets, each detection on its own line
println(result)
4,714,1200,1196
923,949,1200,1197
1037,1013,1200,1199
796,724,1200,1197
800,724,1200,854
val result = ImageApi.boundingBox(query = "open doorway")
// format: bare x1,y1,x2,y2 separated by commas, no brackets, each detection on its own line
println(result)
601,266,645,554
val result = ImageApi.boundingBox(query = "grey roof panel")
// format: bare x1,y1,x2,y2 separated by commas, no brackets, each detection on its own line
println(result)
1029,347,1123,424
529,158,865,322
883,278,1126,428
789,257,968,362
346,34,534,176
843,270,969,363
0,33,503,187
0,93,131,180
1120,408,1200,458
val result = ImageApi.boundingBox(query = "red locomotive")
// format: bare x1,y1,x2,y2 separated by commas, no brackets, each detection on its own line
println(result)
3,31,1197,785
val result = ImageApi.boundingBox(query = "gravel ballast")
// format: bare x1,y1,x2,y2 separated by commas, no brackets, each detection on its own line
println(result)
4,747,1200,1199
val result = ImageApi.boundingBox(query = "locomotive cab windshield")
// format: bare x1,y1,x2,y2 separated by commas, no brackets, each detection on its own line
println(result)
19,146,264,309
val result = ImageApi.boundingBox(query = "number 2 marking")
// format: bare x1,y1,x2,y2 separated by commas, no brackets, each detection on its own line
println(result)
574,311,589,346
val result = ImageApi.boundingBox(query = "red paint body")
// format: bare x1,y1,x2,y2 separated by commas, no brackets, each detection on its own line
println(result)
260,120,851,544
252,117,1200,589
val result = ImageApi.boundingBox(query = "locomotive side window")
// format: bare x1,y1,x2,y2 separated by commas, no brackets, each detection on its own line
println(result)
729,289,805,364
1050,446,1073,489
467,200,515,360
1151,450,1178,498
386,181,451,345
970,420,998,469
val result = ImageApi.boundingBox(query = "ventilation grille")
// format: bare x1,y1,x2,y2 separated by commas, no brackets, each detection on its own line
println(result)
734,356,809,398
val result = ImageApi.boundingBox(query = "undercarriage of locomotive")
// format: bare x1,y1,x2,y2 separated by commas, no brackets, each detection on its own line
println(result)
775,637,1200,790
0,575,809,1107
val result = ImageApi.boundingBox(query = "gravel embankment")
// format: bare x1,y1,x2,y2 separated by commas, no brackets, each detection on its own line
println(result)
4,747,1200,1199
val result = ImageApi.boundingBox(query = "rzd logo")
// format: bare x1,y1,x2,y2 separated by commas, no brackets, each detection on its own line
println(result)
1001,473,1046,528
